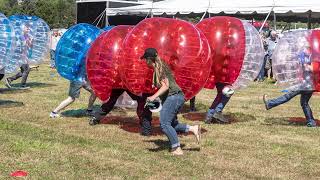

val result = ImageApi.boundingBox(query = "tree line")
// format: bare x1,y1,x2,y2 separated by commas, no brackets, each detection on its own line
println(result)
0,0,76,29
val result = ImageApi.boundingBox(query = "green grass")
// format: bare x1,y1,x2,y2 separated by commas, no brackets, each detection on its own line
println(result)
0,64,320,179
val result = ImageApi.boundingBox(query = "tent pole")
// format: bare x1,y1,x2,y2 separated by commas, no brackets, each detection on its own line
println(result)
106,1,109,26
307,11,311,29
259,7,273,32
273,11,276,31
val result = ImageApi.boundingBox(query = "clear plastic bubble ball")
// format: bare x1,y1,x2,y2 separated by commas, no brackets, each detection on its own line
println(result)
0,13,15,71
273,30,320,91
9,15,50,67
196,16,265,89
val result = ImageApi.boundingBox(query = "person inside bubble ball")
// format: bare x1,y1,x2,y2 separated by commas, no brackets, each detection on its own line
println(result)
141,48,201,156
50,77,97,118
5,24,33,89
263,44,317,127
89,89,153,136
205,83,234,124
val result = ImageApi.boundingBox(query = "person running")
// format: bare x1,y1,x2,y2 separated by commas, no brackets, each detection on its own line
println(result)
263,45,317,127
140,48,201,155
50,78,96,118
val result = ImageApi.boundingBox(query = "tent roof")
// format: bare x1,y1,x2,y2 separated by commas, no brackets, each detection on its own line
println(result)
105,0,320,20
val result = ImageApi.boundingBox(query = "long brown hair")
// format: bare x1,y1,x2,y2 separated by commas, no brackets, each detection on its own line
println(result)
153,56,170,87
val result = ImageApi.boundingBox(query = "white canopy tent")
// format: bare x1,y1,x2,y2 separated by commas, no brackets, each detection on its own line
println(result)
104,0,320,21
105,0,320,15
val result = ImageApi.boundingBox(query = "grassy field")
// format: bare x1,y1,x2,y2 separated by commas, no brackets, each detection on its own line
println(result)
0,65,320,179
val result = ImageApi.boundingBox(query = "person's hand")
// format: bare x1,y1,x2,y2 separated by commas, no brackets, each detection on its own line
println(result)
147,96,156,102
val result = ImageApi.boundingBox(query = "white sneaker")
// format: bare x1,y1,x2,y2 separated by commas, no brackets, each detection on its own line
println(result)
50,112,60,118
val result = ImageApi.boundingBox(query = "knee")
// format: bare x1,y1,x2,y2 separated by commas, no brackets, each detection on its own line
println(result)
160,118,170,128
68,96,76,102
160,123,169,132
25,67,31,73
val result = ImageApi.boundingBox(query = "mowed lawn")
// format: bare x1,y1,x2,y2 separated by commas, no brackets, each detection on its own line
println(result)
0,64,320,179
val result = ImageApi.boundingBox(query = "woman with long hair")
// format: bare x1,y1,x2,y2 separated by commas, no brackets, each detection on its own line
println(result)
140,48,201,155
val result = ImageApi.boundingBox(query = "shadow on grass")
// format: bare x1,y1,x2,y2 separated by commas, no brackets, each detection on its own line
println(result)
179,103,207,114
61,109,89,118
98,115,208,137
0,99,24,108
99,116,163,136
61,105,101,118
145,139,200,152
15,82,56,88
0,87,31,94
182,112,256,124
144,139,187,152
264,117,320,127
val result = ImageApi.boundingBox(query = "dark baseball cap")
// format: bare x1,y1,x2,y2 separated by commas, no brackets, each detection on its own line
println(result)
140,48,158,60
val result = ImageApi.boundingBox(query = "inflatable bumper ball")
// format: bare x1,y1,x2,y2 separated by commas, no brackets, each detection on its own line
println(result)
120,17,211,100
0,13,15,71
196,16,265,89
9,15,50,68
86,25,133,101
272,30,320,91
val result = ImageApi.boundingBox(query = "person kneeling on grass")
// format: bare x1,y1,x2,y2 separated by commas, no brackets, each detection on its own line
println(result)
50,78,96,118
89,88,153,136
141,48,201,156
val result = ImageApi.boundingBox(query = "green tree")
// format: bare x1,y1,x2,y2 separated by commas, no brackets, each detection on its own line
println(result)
0,0,76,28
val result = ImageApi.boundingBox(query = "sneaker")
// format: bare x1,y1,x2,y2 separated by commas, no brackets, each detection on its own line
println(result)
89,116,100,126
49,111,60,118
307,120,317,127
263,94,270,110
86,109,94,116
170,146,184,156
212,112,229,123
5,78,12,88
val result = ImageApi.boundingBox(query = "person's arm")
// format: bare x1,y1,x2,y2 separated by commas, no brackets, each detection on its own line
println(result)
147,78,169,101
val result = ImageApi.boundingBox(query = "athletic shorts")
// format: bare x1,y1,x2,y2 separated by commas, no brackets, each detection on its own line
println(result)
68,81,92,99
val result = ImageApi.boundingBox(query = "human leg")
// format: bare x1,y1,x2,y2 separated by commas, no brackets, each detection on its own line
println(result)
89,89,124,125
20,64,30,87
264,90,300,110
128,91,153,136
6,65,24,88
300,91,316,127
189,96,196,112
160,95,188,150
50,81,82,118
